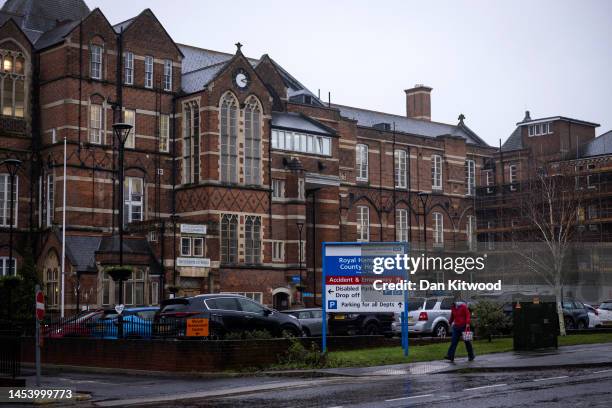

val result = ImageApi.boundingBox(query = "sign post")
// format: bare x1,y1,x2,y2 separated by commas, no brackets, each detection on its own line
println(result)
322,242,409,355
35,285,44,386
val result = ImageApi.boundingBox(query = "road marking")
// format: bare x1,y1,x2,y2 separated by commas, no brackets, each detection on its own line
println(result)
385,394,433,402
464,383,507,391
594,369,612,374
533,375,568,382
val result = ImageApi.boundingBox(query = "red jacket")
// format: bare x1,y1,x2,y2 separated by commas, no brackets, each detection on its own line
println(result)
449,303,471,327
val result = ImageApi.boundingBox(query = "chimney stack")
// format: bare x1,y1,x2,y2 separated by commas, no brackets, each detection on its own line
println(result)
405,84,432,121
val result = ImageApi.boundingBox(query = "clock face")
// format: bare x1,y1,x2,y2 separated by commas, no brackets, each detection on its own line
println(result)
233,69,250,89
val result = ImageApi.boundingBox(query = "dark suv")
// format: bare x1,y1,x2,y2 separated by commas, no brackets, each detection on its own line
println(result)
327,312,394,336
562,300,590,330
154,294,302,338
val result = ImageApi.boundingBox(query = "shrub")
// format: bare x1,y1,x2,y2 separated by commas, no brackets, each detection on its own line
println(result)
473,300,510,341
278,337,326,368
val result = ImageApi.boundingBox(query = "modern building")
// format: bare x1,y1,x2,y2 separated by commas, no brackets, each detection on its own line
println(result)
1,0,608,313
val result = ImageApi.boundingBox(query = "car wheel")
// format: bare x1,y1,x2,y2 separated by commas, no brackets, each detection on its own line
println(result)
281,325,301,338
364,323,379,335
564,317,575,330
577,320,587,330
433,323,448,338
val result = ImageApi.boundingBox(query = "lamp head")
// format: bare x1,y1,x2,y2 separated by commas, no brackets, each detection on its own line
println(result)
112,122,133,146
0,158,22,176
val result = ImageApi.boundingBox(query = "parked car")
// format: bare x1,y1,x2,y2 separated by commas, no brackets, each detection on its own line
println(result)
403,297,454,337
154,294,302,338
562,300,589,330
584,304,602,328
91,307,158,339
596,301,612,327
45,310,103,338
327,312,394,336
391,297,425,335
281,308,325,337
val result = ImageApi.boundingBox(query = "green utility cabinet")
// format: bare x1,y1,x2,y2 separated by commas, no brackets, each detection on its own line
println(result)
513,300,559,351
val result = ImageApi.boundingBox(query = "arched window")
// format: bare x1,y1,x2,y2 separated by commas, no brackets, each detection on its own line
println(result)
357,205,369,242
220,93,238,183
45,268,59,307
245,215,261,264
396,208,409,242
433,211,444,246
220,214,238,263
244,96,262,184
0,50,26,118
183,101,200,183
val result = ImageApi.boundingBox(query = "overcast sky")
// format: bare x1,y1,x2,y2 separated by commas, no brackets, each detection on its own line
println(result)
86,0,612,146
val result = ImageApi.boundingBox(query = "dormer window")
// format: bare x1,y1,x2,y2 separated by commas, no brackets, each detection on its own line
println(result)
528,122,553,136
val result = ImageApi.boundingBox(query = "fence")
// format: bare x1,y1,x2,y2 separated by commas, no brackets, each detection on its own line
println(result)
41,316,187,339
0,331,21,379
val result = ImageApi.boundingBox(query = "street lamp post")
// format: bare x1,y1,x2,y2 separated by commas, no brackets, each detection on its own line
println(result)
296,221,304,304
111,123,133,339
1,159,21,277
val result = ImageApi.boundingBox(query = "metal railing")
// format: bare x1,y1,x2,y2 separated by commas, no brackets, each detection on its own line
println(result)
40,316,187,340
0,332,21,379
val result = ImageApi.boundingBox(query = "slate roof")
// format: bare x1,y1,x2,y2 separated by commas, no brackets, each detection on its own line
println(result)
271,112,335,136
0,12,40,42
181,62,228,94
501,126,523,152
580,130,612,158
64,234,101,273
1,0,89,33
178,44,260,93
33,19,79,50
332,104,487,146
112,17,135,33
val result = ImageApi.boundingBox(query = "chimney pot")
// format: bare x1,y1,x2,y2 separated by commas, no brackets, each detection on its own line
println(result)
405,85,433,121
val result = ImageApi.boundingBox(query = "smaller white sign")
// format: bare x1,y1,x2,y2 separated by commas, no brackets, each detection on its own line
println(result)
177,257,211,268
180,224,207,235
115,304,125,315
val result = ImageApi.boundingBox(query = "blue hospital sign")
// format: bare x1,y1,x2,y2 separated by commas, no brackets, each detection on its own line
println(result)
323,243,408,313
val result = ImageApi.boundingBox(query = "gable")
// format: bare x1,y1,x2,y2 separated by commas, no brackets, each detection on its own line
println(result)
117,9,183,59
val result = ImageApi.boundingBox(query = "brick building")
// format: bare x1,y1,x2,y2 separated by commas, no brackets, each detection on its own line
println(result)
1,0,608,313
475,112,612,302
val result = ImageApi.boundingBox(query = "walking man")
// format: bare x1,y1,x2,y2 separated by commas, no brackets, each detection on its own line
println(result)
444,300,475,362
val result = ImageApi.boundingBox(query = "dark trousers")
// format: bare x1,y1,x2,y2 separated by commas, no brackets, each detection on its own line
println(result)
446,324,475,360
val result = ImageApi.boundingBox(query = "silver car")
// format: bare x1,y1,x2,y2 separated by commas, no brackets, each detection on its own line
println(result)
281,308,324,337
392,297,454,337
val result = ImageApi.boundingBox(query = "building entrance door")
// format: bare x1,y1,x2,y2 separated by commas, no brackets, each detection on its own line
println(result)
273,292,290,310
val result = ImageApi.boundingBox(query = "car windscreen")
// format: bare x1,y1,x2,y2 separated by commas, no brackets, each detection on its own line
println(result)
407,299,424,311
424,299,437,310
600,302,612,310
101,313,118,320
136,310,157,319
160,301,190,313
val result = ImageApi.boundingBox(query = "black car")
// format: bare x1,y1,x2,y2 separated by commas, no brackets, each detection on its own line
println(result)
327,312,394,336
154,294,302,338
562,300,590,330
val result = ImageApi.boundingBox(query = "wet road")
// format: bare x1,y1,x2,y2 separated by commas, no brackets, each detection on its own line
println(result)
144,367,612,408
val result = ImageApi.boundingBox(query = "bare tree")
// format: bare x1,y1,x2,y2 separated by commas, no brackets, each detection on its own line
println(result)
518,163,583,335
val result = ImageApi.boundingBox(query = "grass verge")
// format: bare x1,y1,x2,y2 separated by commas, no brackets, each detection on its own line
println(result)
271,333,612,370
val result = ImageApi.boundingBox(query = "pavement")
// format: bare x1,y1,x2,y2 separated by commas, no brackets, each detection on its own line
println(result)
9,342,612,407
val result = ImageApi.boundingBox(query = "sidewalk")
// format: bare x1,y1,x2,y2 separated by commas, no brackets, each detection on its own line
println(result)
309,342,612,377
